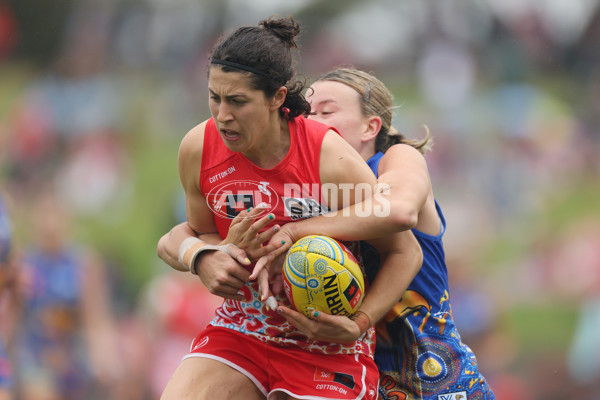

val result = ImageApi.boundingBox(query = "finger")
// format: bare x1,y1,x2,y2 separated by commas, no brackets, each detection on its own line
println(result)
257,268,271,302
245,237,285,261
254,226,284,250
230,208,256,238
277,305,314,327
215,289,246,301
236,212,273,248
275,304,296,320
238,203,269,229
233,203,267,233
208,268,250,296
222,210,253,248
250,241,289,268
250,202,271,218
249,212,277,237
225,262,252,283
205,280,247,300
310,309,336,324
249,253,271,280
214,277,245,293
212,290,246,301
229,207,251,228
270,240,291,259
222,244,251,266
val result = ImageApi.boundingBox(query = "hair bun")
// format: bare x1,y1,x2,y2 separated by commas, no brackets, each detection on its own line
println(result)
259,16,300,48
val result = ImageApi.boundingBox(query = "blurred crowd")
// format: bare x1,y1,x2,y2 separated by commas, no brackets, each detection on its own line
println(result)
0,0,599,399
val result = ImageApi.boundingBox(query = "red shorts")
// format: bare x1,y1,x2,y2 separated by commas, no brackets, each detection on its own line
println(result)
184,325,379,400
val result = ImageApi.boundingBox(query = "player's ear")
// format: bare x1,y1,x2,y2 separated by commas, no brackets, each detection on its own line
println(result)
270,86,288,111
362,116,381,143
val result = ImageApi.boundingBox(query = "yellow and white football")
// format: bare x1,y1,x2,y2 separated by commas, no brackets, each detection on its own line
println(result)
283,235,364,318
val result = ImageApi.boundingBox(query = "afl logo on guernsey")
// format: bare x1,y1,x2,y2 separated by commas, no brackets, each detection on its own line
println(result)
206,180,278,219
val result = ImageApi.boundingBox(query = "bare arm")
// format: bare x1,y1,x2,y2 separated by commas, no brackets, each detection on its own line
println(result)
157,222,200,271
278,230,422,343
178,121,216,236
157,121,252,300
156,122,226,272
157,212,283,271
275,132,423,341
282,144,432,242
353,232,422,328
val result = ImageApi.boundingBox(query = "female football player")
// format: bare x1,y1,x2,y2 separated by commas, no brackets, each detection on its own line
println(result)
268,67,496,399
157,17,422,400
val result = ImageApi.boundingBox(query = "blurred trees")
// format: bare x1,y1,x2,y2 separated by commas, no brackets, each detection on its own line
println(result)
8,0,75,65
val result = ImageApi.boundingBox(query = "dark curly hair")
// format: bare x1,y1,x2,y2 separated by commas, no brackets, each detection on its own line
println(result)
209,16,311,120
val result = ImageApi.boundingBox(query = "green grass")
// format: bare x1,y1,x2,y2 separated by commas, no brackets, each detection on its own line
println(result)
0,63,36,116
476,178,600,364
542,180,600,230
71,131,181,296
507,301,579,356
479,178,600,268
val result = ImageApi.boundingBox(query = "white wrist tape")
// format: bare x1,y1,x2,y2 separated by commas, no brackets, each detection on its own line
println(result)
178,237,239,275
265,296,278,310
179,237,215,275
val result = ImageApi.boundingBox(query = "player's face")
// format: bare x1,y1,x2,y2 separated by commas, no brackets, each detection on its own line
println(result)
306,80,367,153
208,67,273,153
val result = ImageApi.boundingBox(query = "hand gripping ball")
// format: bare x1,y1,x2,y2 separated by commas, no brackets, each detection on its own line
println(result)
283,235,364,317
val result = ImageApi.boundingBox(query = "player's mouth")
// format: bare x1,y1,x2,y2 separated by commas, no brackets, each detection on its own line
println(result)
220,129,241,142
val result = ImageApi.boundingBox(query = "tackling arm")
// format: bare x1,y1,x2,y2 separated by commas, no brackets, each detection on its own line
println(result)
282,144,431,242
277,132,423,341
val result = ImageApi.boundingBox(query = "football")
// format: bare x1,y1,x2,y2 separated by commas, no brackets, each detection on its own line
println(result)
282,235,365,318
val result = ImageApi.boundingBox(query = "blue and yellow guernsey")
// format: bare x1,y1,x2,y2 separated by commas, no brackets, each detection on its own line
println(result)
364,152,495,400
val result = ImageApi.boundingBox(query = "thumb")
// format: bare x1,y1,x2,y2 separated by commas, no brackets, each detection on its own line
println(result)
224,244,251,265
310,309,339,326
236,252,251,266
311,309,327,320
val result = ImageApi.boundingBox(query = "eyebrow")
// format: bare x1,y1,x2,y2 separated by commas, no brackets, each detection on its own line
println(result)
208,88,249,100
312,98,338,106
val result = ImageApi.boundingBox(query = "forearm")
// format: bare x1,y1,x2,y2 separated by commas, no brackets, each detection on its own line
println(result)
358,233,422,326
284,190,418,243
290,145,431,243
157,222,222,271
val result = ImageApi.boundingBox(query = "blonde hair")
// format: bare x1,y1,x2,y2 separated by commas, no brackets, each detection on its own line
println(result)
314,67,433,154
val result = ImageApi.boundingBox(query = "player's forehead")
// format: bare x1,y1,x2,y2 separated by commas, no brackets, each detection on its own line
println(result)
308,81,361,107
208,67,258,97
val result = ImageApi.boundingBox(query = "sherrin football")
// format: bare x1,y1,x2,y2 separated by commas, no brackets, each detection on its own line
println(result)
282,235,365,318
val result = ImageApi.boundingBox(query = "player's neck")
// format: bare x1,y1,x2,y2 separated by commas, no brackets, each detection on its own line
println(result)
244,118,290,169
